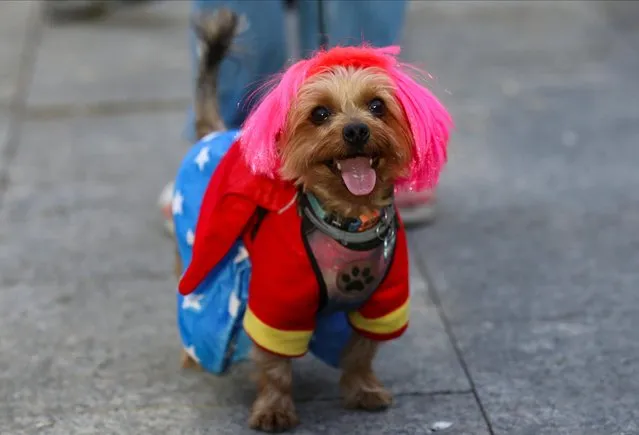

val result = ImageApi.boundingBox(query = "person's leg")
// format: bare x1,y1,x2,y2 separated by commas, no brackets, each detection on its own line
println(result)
297,0,407,55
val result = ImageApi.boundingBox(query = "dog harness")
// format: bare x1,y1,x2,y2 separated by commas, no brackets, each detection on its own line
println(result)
174,130,409,373
299,192,398,316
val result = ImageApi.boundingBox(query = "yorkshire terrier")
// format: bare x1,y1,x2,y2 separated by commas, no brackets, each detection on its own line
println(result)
172,9,451,433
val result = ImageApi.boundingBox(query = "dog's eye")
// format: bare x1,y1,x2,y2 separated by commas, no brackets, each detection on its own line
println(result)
368,98,385,117
310,106,331,125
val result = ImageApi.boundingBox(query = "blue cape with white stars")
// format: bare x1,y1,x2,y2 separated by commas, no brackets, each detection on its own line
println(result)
173,130,253,374
173,130,352,374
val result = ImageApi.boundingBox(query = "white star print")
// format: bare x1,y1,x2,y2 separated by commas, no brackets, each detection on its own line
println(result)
184,345,200,363
172,190,184,216
233,246,249,264
194,146,210,171
186,229,195,246
228,291,241,318
182,293,204,311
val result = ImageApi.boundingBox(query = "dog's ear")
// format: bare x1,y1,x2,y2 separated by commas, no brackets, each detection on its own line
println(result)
390,66,453,192
239,60,311,177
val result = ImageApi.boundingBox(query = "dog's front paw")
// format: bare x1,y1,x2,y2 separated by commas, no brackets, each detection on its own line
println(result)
248,397,299,433
340,372,393,411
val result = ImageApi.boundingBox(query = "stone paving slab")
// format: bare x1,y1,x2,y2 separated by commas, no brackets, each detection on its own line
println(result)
0,117,8,162
406,1,639,434
0,111,473,432
0,1,37,107
419,94,639,324
402,1,618,111
5,393,488,435
0,112,187,287
453,317,639,435
27,1,191,108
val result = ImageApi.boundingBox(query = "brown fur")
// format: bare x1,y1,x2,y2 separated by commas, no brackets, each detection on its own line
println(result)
180,348,203,370
248,348,299,432
340,334,392,410
280,66,414,218
176,10,412,432
192,9,238,137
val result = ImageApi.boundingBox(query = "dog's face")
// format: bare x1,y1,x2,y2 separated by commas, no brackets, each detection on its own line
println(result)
279,66,413,217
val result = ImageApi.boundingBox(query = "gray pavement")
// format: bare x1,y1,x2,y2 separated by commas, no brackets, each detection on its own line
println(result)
0,1,638,434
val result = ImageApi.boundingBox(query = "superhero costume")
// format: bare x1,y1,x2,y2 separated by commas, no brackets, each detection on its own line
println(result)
174,130,409,374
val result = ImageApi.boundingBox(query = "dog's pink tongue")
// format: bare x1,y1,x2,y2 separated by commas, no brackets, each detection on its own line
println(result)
339,157,376,196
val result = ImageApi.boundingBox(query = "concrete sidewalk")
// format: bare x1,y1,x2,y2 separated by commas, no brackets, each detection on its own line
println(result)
1,1,638,434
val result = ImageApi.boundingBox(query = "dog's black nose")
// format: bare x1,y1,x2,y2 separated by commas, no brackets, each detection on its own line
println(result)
343,122,370,149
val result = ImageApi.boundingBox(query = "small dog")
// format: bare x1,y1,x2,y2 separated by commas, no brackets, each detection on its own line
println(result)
173,9,451,433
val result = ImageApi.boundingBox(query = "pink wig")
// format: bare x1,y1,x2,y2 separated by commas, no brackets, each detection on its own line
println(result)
239,45,453,192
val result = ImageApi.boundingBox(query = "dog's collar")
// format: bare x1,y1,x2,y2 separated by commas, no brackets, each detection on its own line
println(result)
301,192,396,248
306,192,386,233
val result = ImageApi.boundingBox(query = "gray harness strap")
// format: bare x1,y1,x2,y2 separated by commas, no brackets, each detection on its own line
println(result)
302,204,395,247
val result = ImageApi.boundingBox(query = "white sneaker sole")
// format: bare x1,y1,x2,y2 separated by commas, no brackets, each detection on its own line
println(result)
398,202,437,227
158,181,176,237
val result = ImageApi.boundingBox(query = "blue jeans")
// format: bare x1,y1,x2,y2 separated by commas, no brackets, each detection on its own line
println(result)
187,0,407,137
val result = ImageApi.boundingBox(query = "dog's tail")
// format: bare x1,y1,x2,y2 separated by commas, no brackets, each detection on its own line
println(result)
191,9,238,140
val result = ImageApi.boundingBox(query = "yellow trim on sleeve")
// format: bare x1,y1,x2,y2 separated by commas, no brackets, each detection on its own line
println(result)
243,308,313,357
348,299,409,335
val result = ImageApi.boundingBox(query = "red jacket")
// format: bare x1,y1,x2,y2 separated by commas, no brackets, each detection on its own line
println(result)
179,140,409,357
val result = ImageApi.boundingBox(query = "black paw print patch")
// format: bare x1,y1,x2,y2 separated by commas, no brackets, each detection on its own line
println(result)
337,262,376,293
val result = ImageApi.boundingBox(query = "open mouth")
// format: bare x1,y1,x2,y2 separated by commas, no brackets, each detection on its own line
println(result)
325,155,380,196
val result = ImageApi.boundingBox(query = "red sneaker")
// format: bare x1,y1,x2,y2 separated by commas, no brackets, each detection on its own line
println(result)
395,189,437,227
